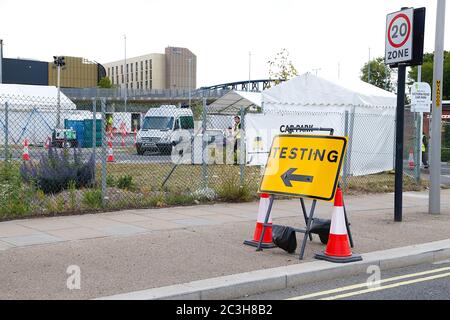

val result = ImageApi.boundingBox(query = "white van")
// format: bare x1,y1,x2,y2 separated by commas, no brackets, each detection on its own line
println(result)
136,105,194,155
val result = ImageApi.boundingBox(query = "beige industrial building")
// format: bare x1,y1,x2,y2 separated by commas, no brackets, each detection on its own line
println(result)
48,56,101,88
103,46,196,90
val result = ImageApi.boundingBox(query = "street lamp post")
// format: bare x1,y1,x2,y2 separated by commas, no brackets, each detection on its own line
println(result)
53,56,65,128
124,35,127,113
429,0,446,214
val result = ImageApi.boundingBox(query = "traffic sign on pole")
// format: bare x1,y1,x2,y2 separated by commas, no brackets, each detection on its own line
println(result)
385,8,414,65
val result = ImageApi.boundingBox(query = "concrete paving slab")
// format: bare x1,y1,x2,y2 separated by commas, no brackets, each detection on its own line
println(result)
65,216,131,228
0,240,15,251
129,220,186,231
1,233,64,246
17,218,79,231
202,214,252,223
172,218,219,227
102,213,153,223
145,212,190,221
46,227,108,241
0,224,41,237
98,225,148,237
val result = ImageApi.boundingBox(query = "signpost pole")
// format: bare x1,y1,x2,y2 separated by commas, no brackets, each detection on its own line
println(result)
429,0,446,215
394,63,406,222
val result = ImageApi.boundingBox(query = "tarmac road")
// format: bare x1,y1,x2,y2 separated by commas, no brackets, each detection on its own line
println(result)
240,261,450,300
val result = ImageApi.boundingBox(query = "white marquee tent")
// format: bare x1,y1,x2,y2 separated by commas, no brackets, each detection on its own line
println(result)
0,84,89,145
245,73,397,176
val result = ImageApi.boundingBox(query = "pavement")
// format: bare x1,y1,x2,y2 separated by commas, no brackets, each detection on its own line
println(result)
0,189,449,299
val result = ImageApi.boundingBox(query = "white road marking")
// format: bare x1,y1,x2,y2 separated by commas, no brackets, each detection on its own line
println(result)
287,267,450,300
322,271,450,300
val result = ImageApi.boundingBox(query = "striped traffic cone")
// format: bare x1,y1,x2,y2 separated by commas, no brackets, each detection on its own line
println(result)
107,140,115,162
22,138,30,161
243,193,276,248
44,136,51,150
408,148,415,170
315,187,362,263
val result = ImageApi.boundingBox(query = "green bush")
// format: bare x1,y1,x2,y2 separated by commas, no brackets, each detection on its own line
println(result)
0,162,31,217
116,175,135,191
106,175,116,187
215,175,253,202
442,148,450,162
83,189,103,209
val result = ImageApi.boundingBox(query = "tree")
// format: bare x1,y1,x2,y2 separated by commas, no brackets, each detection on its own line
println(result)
268,48,298,84
98,76,113,88
360,57,394,91
408,51,450,100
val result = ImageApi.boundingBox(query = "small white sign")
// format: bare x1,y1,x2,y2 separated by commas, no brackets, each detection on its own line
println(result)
411,82,431,113
385,8,414,65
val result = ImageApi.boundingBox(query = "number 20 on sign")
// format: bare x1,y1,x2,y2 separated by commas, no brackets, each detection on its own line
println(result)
259,135,347,201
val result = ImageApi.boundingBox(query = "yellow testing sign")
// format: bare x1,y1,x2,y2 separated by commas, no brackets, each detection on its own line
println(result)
259,134,347,201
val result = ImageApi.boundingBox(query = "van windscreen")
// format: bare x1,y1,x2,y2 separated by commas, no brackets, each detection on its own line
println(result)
142,116,174,130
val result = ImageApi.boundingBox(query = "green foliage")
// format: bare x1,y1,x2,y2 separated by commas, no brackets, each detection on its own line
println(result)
165,192,195,206
98,76,113,88
268,48,298,84
106,175,116,187
190,102,203,121
68,180,77,210
408,51,450,100
215,174,253,202
116,175,135,191
360,57,393,91
0,162,31,217
442,124,450,162
83,189,103,209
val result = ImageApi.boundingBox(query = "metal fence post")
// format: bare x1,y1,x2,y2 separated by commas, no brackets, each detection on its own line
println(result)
343,110,349,191
202,97,208,188
92,99,97,184
414,112,421,183
101,98,107,206
4,101,9,162
346,108,355,190
239,106,245,186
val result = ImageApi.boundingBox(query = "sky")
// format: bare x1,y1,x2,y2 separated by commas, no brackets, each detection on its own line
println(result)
0,0,449,87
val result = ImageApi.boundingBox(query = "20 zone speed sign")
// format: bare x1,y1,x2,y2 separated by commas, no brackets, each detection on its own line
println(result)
385,8,414,65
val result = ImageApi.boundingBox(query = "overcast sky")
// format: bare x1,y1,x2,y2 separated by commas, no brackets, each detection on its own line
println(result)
0,0,449,87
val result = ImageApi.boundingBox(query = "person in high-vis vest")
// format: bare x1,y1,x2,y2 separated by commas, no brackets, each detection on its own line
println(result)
233,116,241,164
422,132,429,169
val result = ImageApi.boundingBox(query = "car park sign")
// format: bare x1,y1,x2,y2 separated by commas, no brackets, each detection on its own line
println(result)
385,8,414,65
411,82,431,113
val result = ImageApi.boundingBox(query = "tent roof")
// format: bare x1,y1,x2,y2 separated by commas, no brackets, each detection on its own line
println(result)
0,84,76,110
207,90,261,115
262,73,396,110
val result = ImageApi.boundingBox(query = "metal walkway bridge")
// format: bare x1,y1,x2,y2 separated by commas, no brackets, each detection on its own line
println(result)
62,79,282,103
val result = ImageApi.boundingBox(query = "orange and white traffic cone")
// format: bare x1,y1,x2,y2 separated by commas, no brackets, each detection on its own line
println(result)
243,193,276,248
315,187,362,263
22,138,30,161
107,140,115,162
408,148,415,170
44,136,51,150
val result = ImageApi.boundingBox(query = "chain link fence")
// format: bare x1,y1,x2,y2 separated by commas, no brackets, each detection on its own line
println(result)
0,92,425,219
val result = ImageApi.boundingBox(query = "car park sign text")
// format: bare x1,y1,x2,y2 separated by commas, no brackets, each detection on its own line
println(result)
385,8,414,65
